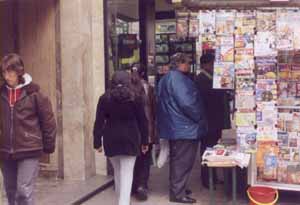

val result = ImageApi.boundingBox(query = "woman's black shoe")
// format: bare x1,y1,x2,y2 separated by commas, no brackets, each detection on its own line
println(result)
135,186,148,201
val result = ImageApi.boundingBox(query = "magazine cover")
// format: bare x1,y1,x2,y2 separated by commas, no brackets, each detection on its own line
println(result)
277,9,295,50
256,10,276,32
277,81,300,106
291,148,300,162
278,147,291,161
293,20,300,49
278,111,293,132
278,50,294,64
286,113,300,132
293,50,300,64
198,10,216,34
287,164,300,184
277,161,288,183
218,46,234,62
256,79,277,102
254,32,277,57
216,11,235,35
216,35,234,46
278,132,289,147
235,34,254,49
235,112,256,127
213,62,235,89
278,64,291,80
237,127,257,152
291,64,300,80
256,102,278,128
236,76,255,91
255,57,277,79
235,11,256,35
296,82,300,97
235,94,256,110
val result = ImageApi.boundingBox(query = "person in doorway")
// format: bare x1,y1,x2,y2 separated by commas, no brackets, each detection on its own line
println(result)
157,53,207,204
0,53,57,205
130,63,157,201
93,71,149,205
195,53,231,188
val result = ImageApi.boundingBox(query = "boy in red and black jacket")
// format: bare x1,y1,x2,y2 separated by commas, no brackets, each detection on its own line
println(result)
0,53,56,205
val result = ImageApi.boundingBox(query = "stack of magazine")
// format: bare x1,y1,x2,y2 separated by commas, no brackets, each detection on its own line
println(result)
202,146,251,168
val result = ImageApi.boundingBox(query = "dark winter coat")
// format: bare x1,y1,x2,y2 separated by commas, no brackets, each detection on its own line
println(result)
0,83,57,160
157,69,207,140
93,93,149,157
195,71,231,135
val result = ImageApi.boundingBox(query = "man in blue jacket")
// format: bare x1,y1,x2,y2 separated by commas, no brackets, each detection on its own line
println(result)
157,53,207,204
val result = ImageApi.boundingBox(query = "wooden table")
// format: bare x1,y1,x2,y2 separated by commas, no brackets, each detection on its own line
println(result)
203,162,238,205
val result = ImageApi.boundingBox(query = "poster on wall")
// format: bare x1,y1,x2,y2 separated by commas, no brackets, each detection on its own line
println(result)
213,62,235,89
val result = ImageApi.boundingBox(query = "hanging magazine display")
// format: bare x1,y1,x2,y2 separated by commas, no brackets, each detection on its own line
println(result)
196,7,300,190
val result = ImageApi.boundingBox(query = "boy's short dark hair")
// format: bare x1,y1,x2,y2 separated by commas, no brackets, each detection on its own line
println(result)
200,53,215,65
1,53,25,76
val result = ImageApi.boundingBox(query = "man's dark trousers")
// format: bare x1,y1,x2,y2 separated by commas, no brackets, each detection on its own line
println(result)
169,139,199,199
132,145,152,190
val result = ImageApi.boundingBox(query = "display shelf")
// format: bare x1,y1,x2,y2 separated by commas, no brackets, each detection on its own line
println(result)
248,154,300,191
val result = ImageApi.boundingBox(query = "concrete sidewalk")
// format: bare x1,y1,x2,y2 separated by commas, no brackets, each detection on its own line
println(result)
84,160,300,205
1,174,112,205
84,160,249,205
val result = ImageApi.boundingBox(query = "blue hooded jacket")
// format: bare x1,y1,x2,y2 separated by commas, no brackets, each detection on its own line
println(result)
157,69,207,140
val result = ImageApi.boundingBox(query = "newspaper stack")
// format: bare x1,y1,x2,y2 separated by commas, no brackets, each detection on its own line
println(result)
202,147,251,168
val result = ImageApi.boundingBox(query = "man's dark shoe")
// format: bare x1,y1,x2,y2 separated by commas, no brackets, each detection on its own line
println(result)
185,189,192,195
135,186,148,201
170,196,196,204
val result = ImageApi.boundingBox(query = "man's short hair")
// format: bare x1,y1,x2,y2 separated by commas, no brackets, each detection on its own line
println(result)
200,53,215,65
170,53,191,66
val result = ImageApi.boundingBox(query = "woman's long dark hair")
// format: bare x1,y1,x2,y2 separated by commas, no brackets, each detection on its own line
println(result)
108,71,135,103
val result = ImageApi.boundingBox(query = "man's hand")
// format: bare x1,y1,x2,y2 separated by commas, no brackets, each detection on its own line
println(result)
141,145,149,154
97,147,103,153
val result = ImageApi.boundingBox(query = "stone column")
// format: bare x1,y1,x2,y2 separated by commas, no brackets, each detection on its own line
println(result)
60,0,106,180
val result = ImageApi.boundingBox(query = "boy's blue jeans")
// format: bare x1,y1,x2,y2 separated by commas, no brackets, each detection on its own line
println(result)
1,158,39,205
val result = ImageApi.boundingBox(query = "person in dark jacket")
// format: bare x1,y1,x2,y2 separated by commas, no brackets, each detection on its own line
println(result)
195,53,231,188
93,71,149,205
157,53,207,204
0,53,57,205
130,64,157,201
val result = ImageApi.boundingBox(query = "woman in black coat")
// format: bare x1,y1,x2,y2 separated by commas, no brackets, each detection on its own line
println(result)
93,71,149,205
